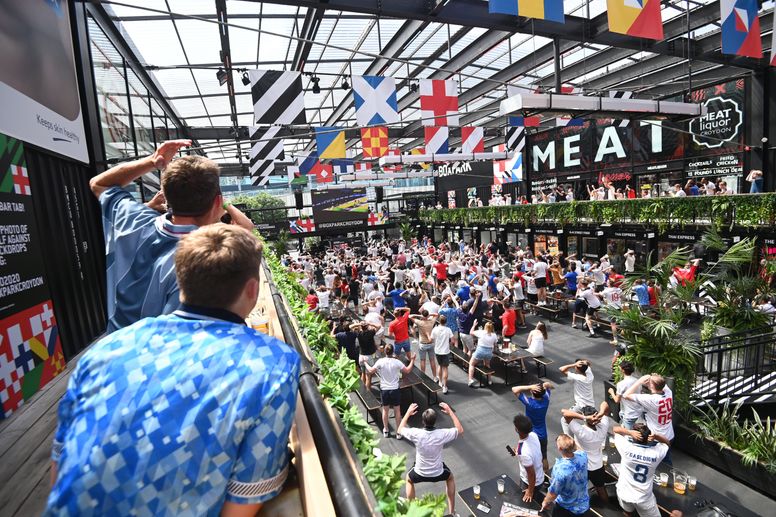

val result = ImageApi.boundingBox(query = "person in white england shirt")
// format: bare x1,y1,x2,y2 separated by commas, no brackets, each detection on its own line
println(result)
623,373,674,463
512,414,545,503
613,423,670,517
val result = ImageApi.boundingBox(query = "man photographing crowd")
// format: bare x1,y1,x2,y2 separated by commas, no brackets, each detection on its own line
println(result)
89,139,254,332
46,225,300,515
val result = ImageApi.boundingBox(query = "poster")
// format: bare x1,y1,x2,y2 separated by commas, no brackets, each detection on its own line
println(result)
311,188,368,232
447,190,456,208
0,1,88,163
0,133,65,419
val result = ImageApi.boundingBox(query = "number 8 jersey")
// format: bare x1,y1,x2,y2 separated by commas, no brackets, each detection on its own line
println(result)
614,434,669,504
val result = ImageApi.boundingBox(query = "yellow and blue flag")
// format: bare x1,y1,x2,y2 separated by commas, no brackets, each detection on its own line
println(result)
489,0,564,24
315,127,346,159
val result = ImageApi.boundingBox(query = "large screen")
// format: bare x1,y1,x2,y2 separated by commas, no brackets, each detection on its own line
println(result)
311,188,368,232
0,0,88,162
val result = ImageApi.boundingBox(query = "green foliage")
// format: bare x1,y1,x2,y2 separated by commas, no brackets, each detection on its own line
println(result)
231,191,288,224
272,230,289,256
399,222,414,241
264,243,443,515
419,194,776,230
692,403,776,474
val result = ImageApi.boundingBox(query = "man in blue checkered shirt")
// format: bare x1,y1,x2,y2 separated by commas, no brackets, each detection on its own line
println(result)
45,225,299,516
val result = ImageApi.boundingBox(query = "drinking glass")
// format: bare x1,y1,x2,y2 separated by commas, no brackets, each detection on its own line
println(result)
609,435,616,449
602,453,608,466
658,473,669,487
497,478,505,494
688,476,697,491
673,471,687,495
473,484,481,500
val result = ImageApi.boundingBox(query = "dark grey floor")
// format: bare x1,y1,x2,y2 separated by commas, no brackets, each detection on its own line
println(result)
371,312,774,516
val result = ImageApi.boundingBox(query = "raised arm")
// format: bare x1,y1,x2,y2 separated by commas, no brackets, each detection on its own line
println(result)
400,355,416,374
89,140,191,198
397,403,418,436
622,374,650,400
439,402,464,436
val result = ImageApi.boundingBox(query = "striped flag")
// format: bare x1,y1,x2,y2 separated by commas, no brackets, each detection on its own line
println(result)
249,70,306,125
249,126,284,186
493,144,522,185
424,126,449,154
461,127,485,154
720,0,762,58
606,0,664,41
554,118,585,127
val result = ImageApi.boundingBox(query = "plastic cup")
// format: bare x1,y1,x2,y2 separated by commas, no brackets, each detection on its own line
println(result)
609,435,616,448
250,315,269,334
658,473,669,487
673,471,687,495
497,478,505,494
602,453,608,466
688,476,697,491
473,484,481,500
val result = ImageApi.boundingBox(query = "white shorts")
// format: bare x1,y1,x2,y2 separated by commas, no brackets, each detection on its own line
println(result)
617,493,660,517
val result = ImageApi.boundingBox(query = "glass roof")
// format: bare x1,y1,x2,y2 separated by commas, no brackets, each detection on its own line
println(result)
100,0,766,166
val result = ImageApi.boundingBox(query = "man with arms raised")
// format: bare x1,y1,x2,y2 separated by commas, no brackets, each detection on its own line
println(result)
613,423,670,517
90,140,253,332
46,225,299,516
399,402,463,515
623,373,674,461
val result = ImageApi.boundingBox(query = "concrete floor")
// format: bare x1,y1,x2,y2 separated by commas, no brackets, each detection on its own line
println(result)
371,312,774,516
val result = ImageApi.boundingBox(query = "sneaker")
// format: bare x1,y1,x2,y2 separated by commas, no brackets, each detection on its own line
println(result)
587,333,596,338
383,429,389,438
521,367,528,374
610,340,618,346
434,377,440,384
396,434,403,440
442,385,449,394
571,324,578,329
468,379,477,388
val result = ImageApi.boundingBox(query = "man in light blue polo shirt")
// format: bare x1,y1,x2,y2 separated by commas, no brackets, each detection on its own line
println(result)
89,140,253,332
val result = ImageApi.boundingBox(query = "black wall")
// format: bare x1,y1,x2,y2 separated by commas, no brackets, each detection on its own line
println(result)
25,146,106,360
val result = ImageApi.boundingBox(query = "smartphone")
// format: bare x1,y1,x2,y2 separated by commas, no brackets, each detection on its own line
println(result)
506,445,516,457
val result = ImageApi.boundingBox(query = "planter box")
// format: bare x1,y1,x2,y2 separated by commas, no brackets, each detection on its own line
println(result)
674,423,776,499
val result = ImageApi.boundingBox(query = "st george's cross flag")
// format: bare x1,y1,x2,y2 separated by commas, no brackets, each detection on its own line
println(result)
361,127,388,158
489,0,564,24
249,70,306,125
420,80,459,127
606,0,664,41
424,126,449,154
720,0,762,58
352,76,400,126
315,127,347,159
290,217,315,234
461,127,485,154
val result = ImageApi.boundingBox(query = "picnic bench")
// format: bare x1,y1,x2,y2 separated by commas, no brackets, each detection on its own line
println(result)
533,355,554,377
355,381,380,425
412,367,442,406
449,345,495,387
525,294,572,320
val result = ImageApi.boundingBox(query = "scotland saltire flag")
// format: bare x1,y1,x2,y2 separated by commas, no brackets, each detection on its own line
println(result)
353,76,400,126
720,0,762,58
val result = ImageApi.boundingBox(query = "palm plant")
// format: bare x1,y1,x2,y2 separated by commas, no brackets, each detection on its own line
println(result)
399,221,413,242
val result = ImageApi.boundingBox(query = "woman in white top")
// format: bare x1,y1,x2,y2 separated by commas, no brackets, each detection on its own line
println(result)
468,322,496,387
521,322,547,373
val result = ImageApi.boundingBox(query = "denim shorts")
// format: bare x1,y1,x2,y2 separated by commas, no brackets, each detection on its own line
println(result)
418,344,434,360
394,339,411,355
472,346,493,361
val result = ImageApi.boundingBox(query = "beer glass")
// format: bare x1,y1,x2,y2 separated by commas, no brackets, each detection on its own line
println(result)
602,453,608,466
497,478,505,494
688,476,697,491
658,473,669,487
473,484,481,500
673,471,687,495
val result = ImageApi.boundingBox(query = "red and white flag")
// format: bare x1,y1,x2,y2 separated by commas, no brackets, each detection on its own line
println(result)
461,127,484,154
424,126,449,154
383,148,402,172
420,79,459,127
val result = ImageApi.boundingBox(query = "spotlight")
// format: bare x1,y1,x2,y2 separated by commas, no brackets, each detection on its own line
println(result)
762,137,769,143
409,82,418,93
241,71,250,86
216,67,228,86
341,77,350,90
311,76,321,94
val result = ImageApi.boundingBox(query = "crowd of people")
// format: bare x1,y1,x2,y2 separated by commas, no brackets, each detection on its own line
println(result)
285,234,686,516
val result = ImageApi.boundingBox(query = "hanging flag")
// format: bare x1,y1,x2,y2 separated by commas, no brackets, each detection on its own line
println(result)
606,0,664,41
355,162,372,172
367,210,386,227
352,76,400,126
248,126,284,186
332,159,355,175
505,125,523,151
489,0,565,24
249,70,306,125
383,148,402,172
361,127,388,158
493,144,522,185
720,0,762,58
772,28,776,66
424,126,449,154
290,217,315,234
315,127,346,159
287,165,307,186
419,79,459,127
461,127,485,154
554,118,585,127
508,116,540,127
410,148,430,170
299,153,334,183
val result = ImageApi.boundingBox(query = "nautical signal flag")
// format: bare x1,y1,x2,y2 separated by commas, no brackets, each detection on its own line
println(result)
606,0,664,41
720,0,762,58
489,0,565,24
361,127,388,158
420,79,459,126
355,162,372,172
383,148,402,172
353,76,400,126
461,127,485,154
332,159,354,175
772,29,776,66
424,126,449,154
315,127,346,159
410,148,430,170
298,153,333,183
508,116,540,127
290,217,315,234
287,165,307,186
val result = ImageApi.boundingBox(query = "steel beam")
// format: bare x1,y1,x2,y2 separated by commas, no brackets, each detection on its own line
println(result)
291,1,327,70
188,125,501,140
259,0,765,69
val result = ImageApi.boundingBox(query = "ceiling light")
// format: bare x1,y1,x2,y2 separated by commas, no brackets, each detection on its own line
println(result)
311,76,321,94
409,82,419,93
241,71,250,86
341,78,350,90
216,67,228,86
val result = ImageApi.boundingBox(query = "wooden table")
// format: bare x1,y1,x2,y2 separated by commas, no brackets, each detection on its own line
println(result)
459,474,541,516
493,346,534,385
604,439,758,517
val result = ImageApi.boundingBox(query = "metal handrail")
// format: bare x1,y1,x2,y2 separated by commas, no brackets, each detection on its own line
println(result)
262,262,378,517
